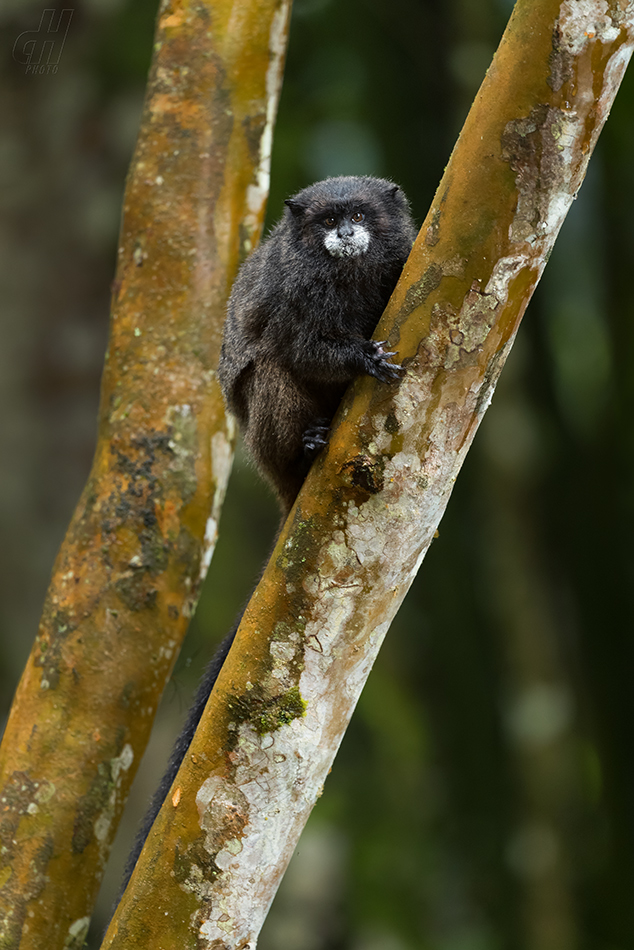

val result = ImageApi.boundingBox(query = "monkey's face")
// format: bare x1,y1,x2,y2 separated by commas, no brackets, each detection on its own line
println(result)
284,176,413,263
320,210,370,259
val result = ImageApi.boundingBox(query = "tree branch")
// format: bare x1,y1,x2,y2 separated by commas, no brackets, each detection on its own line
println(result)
0,1,292,947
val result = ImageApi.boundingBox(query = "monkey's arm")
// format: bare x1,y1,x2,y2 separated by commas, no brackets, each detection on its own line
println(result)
284,333,403,385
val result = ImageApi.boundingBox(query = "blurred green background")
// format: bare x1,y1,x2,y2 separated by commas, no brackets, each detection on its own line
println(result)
2,0,634,947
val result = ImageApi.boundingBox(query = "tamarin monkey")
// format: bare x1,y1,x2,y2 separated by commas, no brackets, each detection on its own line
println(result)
120,176,416,892
219,175,417,513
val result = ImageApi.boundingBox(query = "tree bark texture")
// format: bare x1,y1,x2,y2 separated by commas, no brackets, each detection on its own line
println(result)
0,1,292,948
103,2,634,948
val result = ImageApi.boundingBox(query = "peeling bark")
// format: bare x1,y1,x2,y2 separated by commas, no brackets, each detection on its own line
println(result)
102,1,634,947
0,1,292,947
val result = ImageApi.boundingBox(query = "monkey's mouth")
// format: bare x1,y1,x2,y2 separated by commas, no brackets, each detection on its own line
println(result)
324,228,371,259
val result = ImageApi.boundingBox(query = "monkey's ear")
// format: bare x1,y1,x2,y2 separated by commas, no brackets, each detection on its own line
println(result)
284,198,305,217
388,184,400,198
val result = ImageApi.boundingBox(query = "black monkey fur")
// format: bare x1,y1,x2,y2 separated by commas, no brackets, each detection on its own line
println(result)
219,175,417,513
119,176,416,897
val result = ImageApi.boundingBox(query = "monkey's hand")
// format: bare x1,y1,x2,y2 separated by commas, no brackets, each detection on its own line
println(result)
302,420,330,460
363,340,404,382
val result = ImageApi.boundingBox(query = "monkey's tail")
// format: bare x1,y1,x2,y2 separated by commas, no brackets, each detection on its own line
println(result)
116,624,238,902
113,520,287,915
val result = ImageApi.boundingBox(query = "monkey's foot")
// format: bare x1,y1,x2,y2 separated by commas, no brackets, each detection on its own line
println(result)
302,422,330,459
365,340,405,382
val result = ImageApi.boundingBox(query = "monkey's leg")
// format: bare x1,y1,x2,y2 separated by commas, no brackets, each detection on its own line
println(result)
244,363,323,513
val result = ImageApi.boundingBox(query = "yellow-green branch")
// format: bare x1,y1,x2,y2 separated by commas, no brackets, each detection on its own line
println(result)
0,1,292,947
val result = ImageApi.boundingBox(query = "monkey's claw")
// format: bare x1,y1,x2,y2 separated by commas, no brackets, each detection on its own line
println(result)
302,422,330,458
366,340,405,383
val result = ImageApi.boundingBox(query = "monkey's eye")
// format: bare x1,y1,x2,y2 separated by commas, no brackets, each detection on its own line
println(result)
351,211,365,223
323,216,337,228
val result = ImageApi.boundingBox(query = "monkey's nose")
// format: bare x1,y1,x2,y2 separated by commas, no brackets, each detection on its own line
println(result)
337,220,354,238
